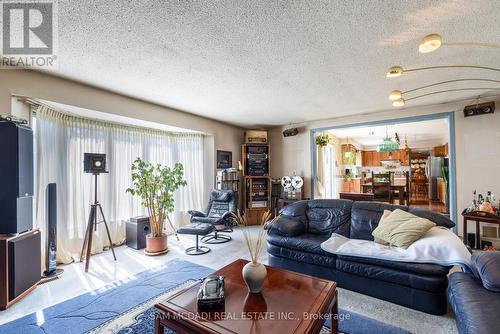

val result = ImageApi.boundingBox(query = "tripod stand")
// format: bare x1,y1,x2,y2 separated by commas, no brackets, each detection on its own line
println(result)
80,173,116,272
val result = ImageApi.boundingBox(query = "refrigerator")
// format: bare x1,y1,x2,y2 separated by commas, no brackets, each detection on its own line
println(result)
425,157,444,201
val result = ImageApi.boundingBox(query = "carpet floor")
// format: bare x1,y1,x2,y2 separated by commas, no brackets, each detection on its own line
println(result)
0,259,410,334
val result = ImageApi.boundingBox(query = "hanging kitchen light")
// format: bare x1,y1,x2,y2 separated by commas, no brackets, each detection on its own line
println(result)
376,126,399,153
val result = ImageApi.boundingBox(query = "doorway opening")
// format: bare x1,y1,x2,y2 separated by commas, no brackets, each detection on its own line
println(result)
311,112,457,223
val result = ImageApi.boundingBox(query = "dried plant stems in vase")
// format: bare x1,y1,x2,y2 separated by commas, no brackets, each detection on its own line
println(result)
233,210,279,293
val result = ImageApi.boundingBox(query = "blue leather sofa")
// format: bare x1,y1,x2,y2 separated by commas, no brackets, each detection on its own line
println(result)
448,251,500,334
266,199,455,315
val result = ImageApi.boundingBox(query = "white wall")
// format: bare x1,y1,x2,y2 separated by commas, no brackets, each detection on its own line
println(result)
0,70,245,173
268,98,500,234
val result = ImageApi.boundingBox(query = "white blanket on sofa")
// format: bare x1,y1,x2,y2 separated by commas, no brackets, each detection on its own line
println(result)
320,226,472,271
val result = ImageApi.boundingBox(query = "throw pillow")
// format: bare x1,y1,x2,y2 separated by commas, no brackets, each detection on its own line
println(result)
372,209,436,249
373,210,392,245
472,251,500,292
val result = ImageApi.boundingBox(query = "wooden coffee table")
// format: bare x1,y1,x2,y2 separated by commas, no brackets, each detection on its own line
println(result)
154,259,338,334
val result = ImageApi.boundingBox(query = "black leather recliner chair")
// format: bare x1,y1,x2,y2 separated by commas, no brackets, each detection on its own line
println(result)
188,189,236,244
266,199,456,315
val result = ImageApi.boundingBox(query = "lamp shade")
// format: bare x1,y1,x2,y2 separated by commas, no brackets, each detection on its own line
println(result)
386,66,403,78
389,90,402,100
392,98,405,107
377,137,399,152
419,34,442,53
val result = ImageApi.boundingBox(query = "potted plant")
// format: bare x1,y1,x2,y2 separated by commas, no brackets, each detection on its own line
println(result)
315,133,331,147
126,158,187,254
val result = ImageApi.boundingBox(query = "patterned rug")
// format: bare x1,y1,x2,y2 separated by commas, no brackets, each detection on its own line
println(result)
0,260,410,334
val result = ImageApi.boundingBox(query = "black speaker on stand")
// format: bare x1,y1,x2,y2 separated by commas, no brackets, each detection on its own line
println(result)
42,183,63,279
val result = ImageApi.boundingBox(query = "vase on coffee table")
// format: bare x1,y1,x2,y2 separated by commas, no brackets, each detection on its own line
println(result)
242,261,267,293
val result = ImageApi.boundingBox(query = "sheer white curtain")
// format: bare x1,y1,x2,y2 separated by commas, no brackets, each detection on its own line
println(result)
34,105,206,264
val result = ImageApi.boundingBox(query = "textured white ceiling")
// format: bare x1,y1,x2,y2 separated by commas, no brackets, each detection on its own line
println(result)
46,0,500,127
328,118,449,149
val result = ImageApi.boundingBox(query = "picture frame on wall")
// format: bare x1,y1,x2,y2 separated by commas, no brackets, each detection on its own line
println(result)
216,150,232,169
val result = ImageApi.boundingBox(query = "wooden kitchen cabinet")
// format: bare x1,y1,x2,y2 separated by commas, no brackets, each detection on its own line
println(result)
399,149,409,165
437,178,446,204
362,150,409,167
341,179,361,193
372,152,380,166
433,144,448,157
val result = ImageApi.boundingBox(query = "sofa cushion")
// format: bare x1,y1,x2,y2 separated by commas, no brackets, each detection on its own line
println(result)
448,272,500,334
472,251,500,292
350,202,455,240
350,202,405,240
372,209,436,248
269,216,306,237
337,255,451,276
267,233,336,268
267,233,330,255
336,257,448,292
279,200,309,224
408,207,455,228
305,199,352,236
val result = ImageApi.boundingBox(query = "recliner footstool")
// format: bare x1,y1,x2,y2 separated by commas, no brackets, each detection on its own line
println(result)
177,223,215,255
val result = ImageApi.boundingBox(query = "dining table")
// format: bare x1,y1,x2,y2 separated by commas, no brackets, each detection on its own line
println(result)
361,183,406,205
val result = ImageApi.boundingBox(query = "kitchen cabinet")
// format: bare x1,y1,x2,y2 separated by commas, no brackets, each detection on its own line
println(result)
362,150,409,167
341,178,361,193
437,178,446,204
362,151,374,166
433,144,448,157
399,149,409,165
391,150,400,161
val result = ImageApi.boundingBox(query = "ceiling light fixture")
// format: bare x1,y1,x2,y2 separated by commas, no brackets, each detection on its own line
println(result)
418,34,500,53
388,78,500,100
386,65,500,78
377,126,399,153
391,88,500,107
392,98,405,107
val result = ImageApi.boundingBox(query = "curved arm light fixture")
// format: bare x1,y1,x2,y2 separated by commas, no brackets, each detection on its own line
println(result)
386,65,500,78
388,79,500,101
419,34,500,53
392,88,500,107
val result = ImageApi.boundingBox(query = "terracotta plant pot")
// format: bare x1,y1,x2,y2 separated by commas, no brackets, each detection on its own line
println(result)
145,233,168,254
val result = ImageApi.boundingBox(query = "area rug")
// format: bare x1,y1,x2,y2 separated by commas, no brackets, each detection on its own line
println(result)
0,259,410,334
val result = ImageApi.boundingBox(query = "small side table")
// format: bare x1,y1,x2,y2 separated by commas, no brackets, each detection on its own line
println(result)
462,210,500,249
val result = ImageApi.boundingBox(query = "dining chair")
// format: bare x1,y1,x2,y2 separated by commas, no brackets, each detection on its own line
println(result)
371,171,393,203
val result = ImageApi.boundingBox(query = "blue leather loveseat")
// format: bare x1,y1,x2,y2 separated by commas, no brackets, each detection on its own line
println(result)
266,199,455,315
448,251,500,333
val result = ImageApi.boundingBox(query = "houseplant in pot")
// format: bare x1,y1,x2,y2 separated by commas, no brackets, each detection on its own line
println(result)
126,158,187,255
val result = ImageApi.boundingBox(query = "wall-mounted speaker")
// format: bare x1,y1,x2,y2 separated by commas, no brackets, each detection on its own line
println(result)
464,102,495,118
283,127,299,137
0,121,34,235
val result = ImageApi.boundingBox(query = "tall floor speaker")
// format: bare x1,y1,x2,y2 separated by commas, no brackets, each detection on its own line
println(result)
0,121,34,235
43,183,62,278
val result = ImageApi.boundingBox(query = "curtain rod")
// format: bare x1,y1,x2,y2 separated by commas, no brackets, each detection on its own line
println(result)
13,95,207,137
